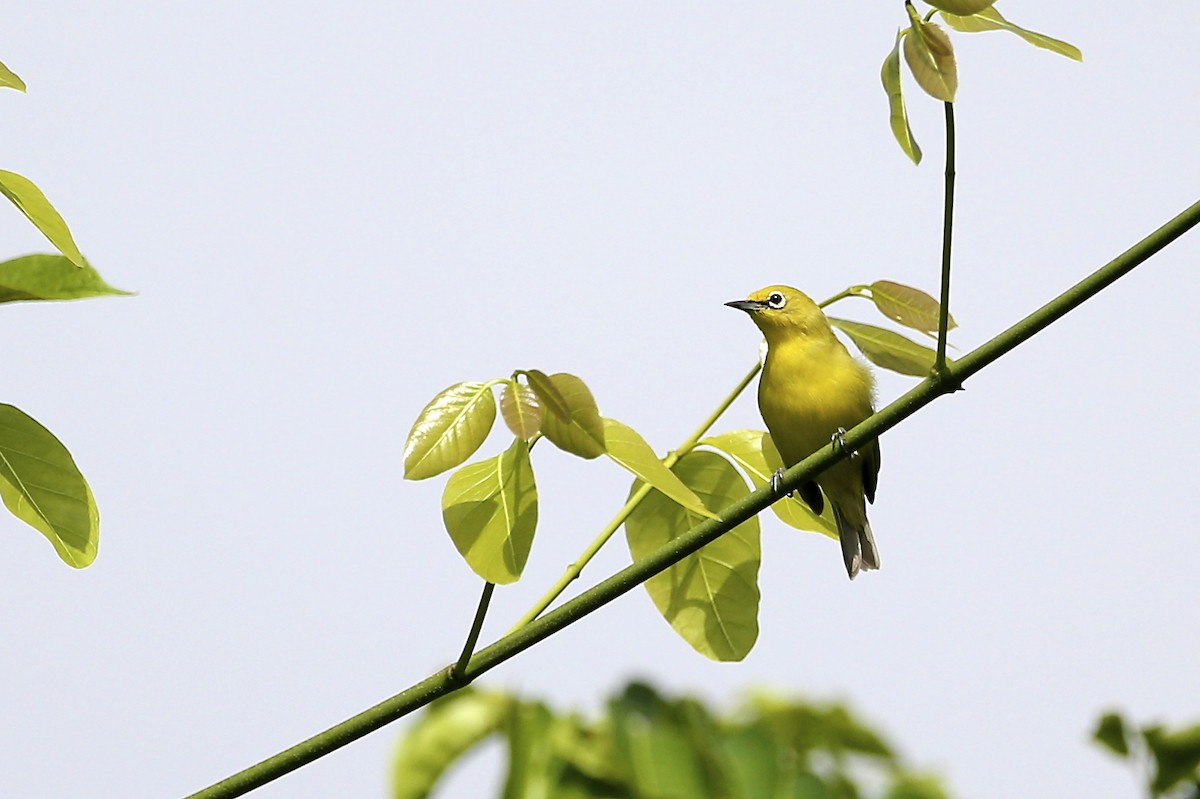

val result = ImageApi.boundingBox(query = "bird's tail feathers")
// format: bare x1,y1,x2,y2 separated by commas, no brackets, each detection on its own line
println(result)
832,505,880,580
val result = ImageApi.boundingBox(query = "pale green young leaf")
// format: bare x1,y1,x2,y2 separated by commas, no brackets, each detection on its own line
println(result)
881,30,922,165
391,689,513,799
625,450,760,662
442,438,538,585
603,418,718,520
829,318,945,377
903,17,957,102
535,373,605,459
0,404,98,568
701,429,837,539
0,59,26,92
923,0,995,14
404,381,497,480
868,280,955,334
500,381,543,441
0,255,131,303
0,170,86,267
941,7,1082,61
521,369,570,422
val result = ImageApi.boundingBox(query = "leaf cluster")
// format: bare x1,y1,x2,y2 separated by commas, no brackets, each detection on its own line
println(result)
0,56,128,567
402,281,951,661
1093,711,1200,798
881,1,1081,163
391,682,956,799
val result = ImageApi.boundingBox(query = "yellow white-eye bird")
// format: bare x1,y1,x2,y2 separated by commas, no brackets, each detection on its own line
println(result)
726,285,881,579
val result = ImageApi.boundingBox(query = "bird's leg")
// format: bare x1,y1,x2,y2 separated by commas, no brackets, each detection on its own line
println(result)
831,427,857,458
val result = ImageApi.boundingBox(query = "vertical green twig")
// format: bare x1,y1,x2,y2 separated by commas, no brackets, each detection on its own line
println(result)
450,582,495,681
935,101,956,377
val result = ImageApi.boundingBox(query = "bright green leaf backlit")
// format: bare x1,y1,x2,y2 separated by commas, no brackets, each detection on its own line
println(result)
923,0,995,14
532,373,605,459
604,418,718,521
0,404,98,567
404,381,497,480
881,30,923,165
829,318,945,377
941,7,1082,61
500,380,543,441
442,438,538,584
625,450,760,662
869,280,955,335
0,170,86,267
0,255,131,304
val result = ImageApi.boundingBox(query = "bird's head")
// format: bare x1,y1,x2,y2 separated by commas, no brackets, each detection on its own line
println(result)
725,285,828,343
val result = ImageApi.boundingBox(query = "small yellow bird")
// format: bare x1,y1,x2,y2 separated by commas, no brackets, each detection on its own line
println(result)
727,285,881,579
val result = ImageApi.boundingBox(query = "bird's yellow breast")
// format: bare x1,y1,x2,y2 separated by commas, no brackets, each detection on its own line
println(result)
758,334,874,468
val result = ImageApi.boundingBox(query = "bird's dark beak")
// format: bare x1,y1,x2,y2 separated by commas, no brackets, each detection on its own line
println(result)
725,299,766,313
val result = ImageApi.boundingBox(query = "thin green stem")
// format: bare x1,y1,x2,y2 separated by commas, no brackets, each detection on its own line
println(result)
450,582,495,681
186,197,1200,799
508,359,762,631
935,101,956,376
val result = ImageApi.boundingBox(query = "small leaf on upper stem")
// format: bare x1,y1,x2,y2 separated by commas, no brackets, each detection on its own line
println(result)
941,7,1082,61
500,381,543,441
442,438,538,585
625,450,760,662
404,381,497,480
829,318,947,377
869,280,955,334
0,59,26,92
0,170,86,267
0,404,99,568
603,418,718,520
0,255,131,303
881,30,922,165
923,0,995,15
535,373,606,459
903,17,958,102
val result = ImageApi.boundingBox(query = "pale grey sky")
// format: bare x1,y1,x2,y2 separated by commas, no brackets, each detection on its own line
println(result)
2,3,1198,798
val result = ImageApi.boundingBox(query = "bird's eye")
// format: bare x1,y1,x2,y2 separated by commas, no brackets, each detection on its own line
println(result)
767,292,786,309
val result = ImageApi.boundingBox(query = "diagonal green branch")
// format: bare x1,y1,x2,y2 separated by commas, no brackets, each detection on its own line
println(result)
184,197,1200,799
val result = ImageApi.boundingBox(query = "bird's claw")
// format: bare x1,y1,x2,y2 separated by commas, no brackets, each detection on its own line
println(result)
831,427,857,458
770,467,793,497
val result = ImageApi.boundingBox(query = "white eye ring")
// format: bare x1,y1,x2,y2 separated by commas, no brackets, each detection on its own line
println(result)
767,292,786,309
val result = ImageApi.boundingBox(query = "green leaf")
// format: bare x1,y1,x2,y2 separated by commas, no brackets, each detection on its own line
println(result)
869,280,954,335
442,438,538,584
1144,723,1200,795
884,773,954,799
391,689,513,799
828,318,945,377
610,683,712,799
941,7,1082,61
881,30,922,165
0,59,26,92
0,404,98,568
0,254,132,304
604,418,718,520
701,429,836,539
903,14,958,102
625,450,760,662
922,0,995,14
500,381,543,441
533,373,605,459
404,381,497,480
521,369,571,422
0,170,86,267
1092,712,1130,758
